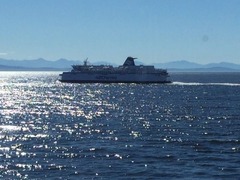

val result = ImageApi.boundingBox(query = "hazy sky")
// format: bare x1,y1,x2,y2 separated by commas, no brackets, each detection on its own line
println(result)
0,0,240,64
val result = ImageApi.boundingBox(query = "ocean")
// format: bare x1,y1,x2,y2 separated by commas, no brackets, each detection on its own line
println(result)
0,72,239,179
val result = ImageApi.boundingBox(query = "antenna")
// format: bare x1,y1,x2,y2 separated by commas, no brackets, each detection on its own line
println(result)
84,58,88,66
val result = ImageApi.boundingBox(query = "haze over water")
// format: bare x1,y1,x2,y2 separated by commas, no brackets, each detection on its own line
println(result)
0,72,240,179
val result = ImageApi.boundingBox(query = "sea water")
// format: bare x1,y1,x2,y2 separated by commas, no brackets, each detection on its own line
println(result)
0,72,239,179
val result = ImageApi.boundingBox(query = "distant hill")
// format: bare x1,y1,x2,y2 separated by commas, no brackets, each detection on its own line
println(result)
0,58,240,72
153,60,240,72
202,62,240,69
0,58,79,69
153,60,201,69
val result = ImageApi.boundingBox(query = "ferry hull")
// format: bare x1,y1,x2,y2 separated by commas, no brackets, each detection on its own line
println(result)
59,72,171,84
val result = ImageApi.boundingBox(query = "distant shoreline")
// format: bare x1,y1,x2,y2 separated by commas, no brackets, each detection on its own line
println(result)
1,58,240,72
1,69,240,72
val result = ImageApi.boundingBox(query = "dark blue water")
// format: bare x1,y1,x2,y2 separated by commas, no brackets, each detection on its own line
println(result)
0,72,240,179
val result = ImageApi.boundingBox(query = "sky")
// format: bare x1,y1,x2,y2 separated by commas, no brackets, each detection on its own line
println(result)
0,0,240,64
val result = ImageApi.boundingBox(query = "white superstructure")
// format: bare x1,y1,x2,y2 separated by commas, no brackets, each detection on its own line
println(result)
59,57,171,83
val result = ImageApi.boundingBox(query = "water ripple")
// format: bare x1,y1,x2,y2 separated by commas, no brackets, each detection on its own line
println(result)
0,72,240,179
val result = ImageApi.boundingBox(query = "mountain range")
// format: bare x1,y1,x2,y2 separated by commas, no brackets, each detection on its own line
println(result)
152,60,240,72
0,58,240,72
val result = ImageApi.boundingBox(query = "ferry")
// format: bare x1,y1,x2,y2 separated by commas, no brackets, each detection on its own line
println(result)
59,57,171,83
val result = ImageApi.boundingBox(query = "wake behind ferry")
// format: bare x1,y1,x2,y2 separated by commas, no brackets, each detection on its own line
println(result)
59,57,171,83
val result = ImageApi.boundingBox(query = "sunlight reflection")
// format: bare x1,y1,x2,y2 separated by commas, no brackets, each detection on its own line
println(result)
0,125,23,132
